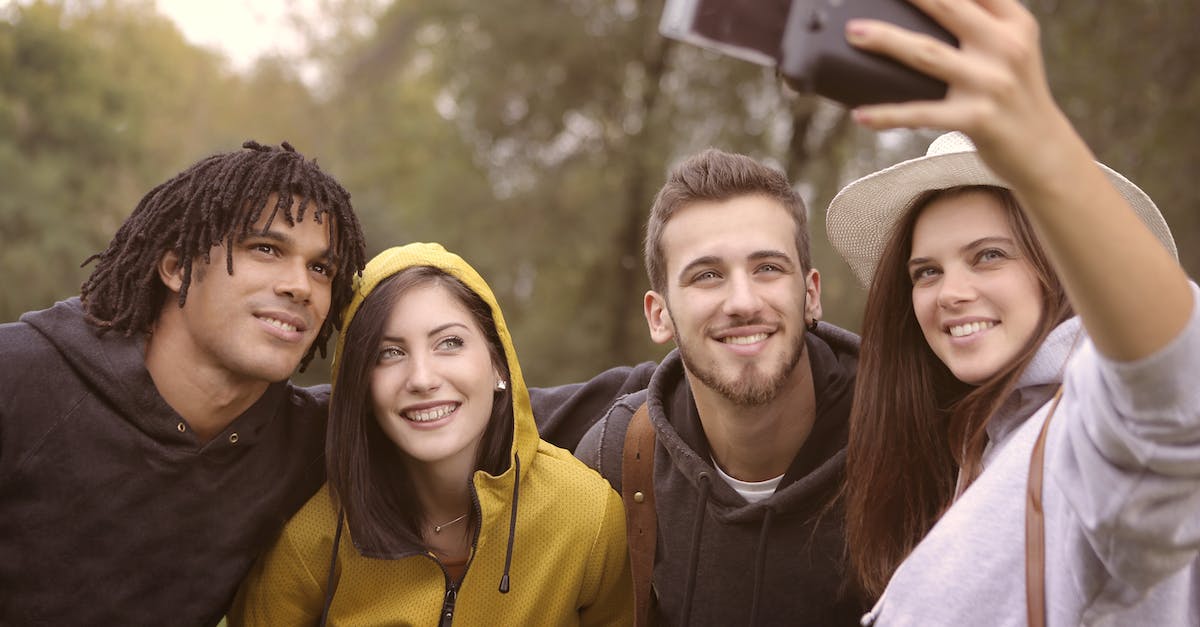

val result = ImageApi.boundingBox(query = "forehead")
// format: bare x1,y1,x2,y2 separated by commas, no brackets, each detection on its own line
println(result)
661,195,799,269
382,282,478,335
911,191,1012,254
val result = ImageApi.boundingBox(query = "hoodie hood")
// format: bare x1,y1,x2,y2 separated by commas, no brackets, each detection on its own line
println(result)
22,299,157,424
20,298,289,446
331,243,538,473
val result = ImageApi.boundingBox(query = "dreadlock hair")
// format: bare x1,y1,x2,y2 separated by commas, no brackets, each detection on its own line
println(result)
79,140,367,371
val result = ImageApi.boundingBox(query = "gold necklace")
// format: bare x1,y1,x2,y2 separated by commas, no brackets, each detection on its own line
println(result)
433,512,469,534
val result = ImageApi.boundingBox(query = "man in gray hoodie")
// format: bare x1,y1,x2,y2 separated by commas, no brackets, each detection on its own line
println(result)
570,149,865,625
0,141,366,625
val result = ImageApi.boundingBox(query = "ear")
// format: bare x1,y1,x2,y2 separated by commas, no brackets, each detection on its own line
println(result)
804,268,823,323
158,250,184,294
644,290,675,345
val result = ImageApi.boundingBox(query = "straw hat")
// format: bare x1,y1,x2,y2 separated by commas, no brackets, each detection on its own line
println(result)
826,132,1177,287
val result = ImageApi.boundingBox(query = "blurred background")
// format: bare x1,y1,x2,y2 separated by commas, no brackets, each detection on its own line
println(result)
2,0,1197,387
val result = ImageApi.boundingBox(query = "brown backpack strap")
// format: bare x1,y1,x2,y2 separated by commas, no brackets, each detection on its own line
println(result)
622,402,657,627
1026,386,1064,627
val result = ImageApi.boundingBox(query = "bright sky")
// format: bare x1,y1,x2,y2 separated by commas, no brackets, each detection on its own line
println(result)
155,0,315,72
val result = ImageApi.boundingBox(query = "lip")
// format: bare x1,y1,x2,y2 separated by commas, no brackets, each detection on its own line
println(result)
712,324,775,355
255,310,309,342
941,316,999,344
398,401,461,429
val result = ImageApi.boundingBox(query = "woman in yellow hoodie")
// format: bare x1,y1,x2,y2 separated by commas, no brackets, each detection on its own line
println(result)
231,243,633,626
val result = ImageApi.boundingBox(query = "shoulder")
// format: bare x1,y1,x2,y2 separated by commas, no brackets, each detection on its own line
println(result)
278,484,341,552
574,390,647,492
287,383,331,413
531,438,624,512
0,319,57,364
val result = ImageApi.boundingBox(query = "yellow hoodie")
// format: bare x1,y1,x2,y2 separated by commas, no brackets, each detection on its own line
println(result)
230,243,633,626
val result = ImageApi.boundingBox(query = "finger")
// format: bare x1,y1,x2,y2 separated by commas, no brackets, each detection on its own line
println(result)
902,0,996,43
850,99,979,134
845,18,975,87
967,0,1031,22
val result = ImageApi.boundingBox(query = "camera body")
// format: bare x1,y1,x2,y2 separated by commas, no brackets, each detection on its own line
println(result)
660,0,957,107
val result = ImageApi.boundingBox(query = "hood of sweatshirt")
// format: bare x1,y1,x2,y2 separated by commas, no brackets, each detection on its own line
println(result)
331,243,539,476
19,298,291,446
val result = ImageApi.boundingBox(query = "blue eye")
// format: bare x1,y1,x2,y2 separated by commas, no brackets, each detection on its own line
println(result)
377,346,404,362
977,248,1009,263
437,336,465,350
910,266,940,283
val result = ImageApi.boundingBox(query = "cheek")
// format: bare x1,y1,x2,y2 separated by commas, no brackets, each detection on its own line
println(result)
911,288,939,336
368,371,393,414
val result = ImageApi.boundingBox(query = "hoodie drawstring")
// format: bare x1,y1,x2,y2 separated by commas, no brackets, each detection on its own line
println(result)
748,507,775,625
679,471,712,625
498,453,520,593
319,509,346,627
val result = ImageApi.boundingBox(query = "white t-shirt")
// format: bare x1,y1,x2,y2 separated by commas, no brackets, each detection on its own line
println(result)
711,457,783,504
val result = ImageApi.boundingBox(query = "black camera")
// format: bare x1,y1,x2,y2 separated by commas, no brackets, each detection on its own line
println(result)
660,0,957,107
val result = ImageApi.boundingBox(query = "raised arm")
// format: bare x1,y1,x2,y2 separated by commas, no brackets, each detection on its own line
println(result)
846,0,1191,361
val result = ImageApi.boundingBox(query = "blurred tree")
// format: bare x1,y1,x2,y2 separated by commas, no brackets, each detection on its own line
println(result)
326,0,855,384
3,0,1196,389
0,0,330,326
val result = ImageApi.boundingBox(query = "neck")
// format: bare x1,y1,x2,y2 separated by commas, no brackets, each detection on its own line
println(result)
144,316,269,444
689,348,816,482
406,453,476,526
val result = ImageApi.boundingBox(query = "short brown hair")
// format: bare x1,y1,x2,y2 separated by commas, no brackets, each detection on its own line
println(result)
644,148,811,294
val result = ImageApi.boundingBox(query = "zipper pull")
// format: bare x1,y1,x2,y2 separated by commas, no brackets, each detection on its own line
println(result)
439,586,458,627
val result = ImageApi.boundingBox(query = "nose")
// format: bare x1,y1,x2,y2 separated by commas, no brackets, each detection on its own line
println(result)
275,258,312,303
937,266,977,309
405,353,441,394
722,272,764,318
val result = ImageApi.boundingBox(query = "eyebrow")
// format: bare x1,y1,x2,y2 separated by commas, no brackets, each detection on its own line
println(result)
908,236,1016,269
676,249,793,283
380,321,470,344
242,228,334,261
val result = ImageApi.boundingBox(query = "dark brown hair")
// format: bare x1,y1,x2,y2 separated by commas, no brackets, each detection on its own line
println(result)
79,140,366,370
644,148,811,294
844,186,1073,597
326,266,514,554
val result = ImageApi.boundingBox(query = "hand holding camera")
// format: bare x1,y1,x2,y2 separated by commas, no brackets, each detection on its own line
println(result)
660,0,956,107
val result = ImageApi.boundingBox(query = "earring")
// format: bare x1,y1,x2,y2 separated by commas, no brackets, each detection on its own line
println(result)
807,318,819,332
495,380,507,392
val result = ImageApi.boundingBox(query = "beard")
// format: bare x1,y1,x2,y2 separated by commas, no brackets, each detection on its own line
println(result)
676,320,807,407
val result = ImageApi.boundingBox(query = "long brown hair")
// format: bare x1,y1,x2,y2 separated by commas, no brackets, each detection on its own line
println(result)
326,266,514,555
844,186,1073,597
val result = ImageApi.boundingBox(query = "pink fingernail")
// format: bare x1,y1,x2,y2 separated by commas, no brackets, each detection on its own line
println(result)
846,20,868,41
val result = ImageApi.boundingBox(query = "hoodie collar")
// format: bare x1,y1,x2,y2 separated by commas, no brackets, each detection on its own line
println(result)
647,325,855,521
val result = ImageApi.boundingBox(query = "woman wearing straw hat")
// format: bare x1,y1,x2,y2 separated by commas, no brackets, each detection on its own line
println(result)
827,0,1199,625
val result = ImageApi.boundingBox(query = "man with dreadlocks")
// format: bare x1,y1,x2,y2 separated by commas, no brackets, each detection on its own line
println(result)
0,141,367,625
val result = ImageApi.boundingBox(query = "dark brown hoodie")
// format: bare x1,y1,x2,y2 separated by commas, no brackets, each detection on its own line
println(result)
0,298,327,626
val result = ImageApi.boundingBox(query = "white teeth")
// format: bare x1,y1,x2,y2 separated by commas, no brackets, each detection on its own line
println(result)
405,404,457,422
723,332,769,345
949,321,996,337
262,317,298,333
